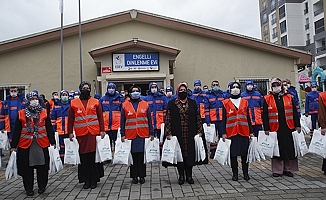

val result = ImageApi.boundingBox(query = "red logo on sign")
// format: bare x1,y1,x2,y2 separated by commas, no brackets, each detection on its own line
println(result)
102,66,112,74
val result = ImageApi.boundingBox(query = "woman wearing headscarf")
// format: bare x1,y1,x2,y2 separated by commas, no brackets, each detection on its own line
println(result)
68,81,105,189
164,83,208,185
11,92,55,196
221,82,254,181
120,85,154,184
262,78,301,177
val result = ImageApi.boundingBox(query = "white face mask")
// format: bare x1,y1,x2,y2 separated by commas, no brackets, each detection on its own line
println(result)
74,95,80,99
272,86,282,93
151,88,157,94
53,95,59,100
287,84,291,88
230,88,240,95
246,85,253,91
166,91,173,97
312,88,317,92
30,100,39,107
283,85,288,90
10,92,18,97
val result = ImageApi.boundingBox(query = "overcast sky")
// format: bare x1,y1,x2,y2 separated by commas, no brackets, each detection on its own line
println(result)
0,0,261,42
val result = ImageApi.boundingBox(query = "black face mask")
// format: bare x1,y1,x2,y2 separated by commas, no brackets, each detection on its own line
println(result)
80,89,91,100
178,91,187,100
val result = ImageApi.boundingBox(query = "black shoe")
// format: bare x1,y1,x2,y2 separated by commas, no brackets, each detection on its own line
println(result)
139,177,145,184
209,154,215,159
38,188,45,194
232,174,238,181
244,174,250,181
283,171,294,177
83,181,90,189
90,181,97,189
187,177,194,184
1,153,4,157
272,173,281,177
26,190,34,196
132,178,138,184
324,171,326,175
178,175,185,185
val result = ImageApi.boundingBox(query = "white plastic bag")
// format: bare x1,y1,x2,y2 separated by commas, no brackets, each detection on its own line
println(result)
300,114,312,134
64,138,80,165
161,136,177,164
49,146,63,174
194,135,206,162
213,138,231,165
54,132,60,151
0,131,9,149
308,129,326,158
144,138,160,163
113,139,132,165
202,123,216,143
258,131,278,158
292,131,308,157
247,137,266,163
95,135,112,163
160,123,165,143
5,151,17,180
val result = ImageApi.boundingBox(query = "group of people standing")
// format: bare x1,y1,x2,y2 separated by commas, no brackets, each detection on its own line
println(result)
1,77,326,196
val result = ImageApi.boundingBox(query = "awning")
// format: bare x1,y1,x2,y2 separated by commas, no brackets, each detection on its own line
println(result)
298,74,311,83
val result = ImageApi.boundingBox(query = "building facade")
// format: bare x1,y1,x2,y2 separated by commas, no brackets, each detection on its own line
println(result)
0,9,311,99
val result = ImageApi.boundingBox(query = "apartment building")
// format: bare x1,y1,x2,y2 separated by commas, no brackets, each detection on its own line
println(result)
259,0,325,77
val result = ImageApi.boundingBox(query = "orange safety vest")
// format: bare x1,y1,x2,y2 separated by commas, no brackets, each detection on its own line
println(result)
320,92,326,107
17,109,50,149
55,116,68,135
223,98,250,138
209,97,224,122
70,98,100,136
103,110,121,131
123,100,150,139
264,94,295,132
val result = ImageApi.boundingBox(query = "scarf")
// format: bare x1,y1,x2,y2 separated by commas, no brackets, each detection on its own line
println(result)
25,92,43,136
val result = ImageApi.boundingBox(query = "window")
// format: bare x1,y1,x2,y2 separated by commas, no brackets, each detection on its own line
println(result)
280,20,287,34
279,5,285,19
262,13,268,24
265,37,269,42
306,33,310,45
262,1,266,11
272,27,278,39
271,13,276,25
304,2,308,14
315,18,324,34
281,35,288,46
264,25,268,35
305,18,309,30
271,0,276,10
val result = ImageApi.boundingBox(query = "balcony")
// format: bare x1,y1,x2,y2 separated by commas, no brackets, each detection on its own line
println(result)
314,8,324,17
305,23,309,30
279,12,286,19
304,9,308,14
315,26,325,34
271,18,276,25
317,46,326,53
272,32,278,39
306,39,311,45
281,28,287,34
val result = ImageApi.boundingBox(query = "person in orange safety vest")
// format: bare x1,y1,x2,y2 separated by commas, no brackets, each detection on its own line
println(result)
221,82,254,182
10,91,55,196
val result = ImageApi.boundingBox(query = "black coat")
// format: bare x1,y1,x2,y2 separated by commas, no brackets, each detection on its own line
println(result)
163,98,208,167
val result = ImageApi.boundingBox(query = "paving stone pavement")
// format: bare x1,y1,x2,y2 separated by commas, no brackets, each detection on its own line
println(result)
1,135,326,200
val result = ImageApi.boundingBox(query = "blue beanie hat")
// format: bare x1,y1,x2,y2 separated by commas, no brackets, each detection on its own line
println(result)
194,80,202,86
311,82,318,87
107,82,116,90
166,86,174,93
60,90,69,97
94,93,101,99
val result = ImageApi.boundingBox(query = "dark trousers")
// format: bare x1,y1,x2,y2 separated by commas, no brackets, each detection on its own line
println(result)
130,152,146,178
154,129,161,140
106,130,118,148
252,125,262,137
231,156,248,176
311,114,320,130
177,157,193,178
78,152,103,183
22,165,48,191
59,134,69,163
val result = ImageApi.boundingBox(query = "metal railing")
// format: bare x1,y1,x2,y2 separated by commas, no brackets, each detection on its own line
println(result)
316,46,326,53
314,8,324,17
279,12,286,19
315,26,324,34
281,28,287,34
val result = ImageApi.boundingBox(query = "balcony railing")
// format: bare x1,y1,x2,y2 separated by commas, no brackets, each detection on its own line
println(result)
304,9,308,15
305,23,309,30
279,12,286,19
315,26,325,34
317,46,326,53
314,8,324,17
306,39,311,45
271,18,276,25
281,28,287,34
272,32,278,39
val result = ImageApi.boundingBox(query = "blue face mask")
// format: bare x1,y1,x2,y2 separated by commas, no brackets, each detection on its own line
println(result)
194,86,201,91
108,89,115,95
212,86,219,92
131,92,140,99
